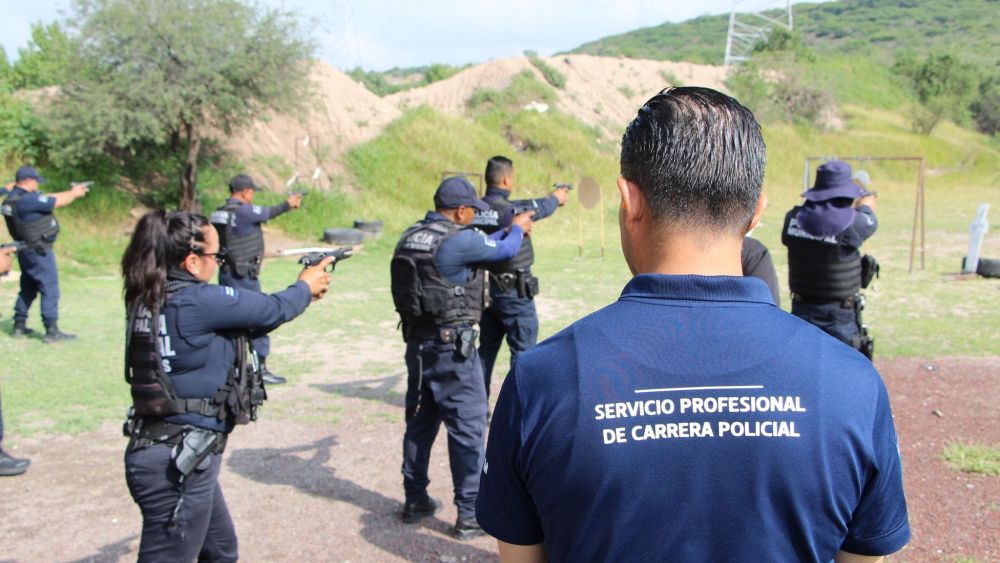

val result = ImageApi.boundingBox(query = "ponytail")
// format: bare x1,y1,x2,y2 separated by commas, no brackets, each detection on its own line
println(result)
121,210,210,313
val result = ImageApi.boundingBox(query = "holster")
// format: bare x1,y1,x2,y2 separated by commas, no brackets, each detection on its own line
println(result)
860,255,879,289
517,271,540,299
492,272,517,294
172,428,226,478
457,327,478,359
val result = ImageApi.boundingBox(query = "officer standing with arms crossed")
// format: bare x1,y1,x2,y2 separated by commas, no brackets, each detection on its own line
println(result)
0,244,31,476
2,166,89,342
474,156,568,398
782,160,878,358
212,174,302,384
390,176,533,539
121,209,333,561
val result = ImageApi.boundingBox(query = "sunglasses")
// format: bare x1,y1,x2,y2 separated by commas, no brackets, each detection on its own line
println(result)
195,250,227,266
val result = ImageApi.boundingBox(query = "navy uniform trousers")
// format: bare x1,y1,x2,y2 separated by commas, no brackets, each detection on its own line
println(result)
124,444,237,562
791,300,859,348
402,336,488,520
218,271,269,358
478,285,539,398
13,247,60,326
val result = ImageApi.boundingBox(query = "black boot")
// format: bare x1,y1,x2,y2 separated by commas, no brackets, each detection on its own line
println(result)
260,359,286,385
0,448,31,477
402,496,441,523
11,320,33,338
42,322,76,344
453,516,485,540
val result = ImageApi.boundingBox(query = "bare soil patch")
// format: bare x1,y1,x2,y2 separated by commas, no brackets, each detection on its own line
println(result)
1,356,996,562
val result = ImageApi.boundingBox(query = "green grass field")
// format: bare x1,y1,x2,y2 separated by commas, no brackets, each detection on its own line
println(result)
1,71,998,438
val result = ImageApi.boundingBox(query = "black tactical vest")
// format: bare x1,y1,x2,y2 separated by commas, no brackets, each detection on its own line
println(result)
124,281,263,425
782,206,862,301
211,201,265,278
482,194,533,273
2,191,60,249
390,220,486,339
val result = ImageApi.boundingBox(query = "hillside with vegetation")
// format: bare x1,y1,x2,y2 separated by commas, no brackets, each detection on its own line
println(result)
568,0,1000,68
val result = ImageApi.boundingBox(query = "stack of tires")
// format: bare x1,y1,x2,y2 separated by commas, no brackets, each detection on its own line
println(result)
322,220,383,245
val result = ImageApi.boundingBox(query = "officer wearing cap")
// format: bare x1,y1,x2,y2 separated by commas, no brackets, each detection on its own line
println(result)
474,156,568,399
390,176,533,539
212,174,302,384
782,160,878,357
2,166,89,342
0,245,30,476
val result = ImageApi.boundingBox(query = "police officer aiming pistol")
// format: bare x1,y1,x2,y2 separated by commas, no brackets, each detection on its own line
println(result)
390,176,533,539
782,160,879,358
120,210,332,560
212,173,303,384
2,166,89,342
474,156,569,399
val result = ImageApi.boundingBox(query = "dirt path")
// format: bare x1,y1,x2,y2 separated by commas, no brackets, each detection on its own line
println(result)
1,356,997,562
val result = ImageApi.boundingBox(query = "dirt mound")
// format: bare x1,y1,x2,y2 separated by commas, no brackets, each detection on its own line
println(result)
225,62,400,191
386,57,537,114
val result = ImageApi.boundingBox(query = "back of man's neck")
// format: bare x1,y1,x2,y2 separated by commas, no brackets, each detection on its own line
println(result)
636,234,744,277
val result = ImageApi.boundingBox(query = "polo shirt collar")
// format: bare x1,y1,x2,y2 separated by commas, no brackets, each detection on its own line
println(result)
621,273,775,305
485,186,511,200
425,211,448,222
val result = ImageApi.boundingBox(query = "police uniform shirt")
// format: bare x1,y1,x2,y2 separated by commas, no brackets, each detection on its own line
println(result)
741,236,781,307
4,187,57,239
151,278,311,432
424,211,525,284
473,187,559,234
224,198,291,237
477,274,910,561
784,203,878,258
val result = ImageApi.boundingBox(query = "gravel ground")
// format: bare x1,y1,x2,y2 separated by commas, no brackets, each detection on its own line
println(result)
0,356,996,562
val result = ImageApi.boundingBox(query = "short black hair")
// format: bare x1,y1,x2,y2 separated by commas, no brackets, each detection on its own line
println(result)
485,156,513,187
619,87,766,235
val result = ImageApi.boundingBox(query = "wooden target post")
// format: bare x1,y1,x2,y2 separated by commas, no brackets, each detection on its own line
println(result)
803,156,926,273
577,176,606,258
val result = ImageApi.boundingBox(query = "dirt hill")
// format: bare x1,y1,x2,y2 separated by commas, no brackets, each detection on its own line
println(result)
228,55,728,189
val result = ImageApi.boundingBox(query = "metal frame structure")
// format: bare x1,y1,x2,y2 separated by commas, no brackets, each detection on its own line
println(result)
803,156,926,273
724,0,793,66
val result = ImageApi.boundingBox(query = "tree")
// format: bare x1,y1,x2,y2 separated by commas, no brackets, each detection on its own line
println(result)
10,22,74,89
894,53,977,134
971,73,1000,137
49,0,316,210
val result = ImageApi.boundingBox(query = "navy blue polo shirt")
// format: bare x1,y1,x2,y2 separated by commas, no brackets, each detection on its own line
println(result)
477,274,909,562
4,187,57,235
133,279,311,432
225,198,291,237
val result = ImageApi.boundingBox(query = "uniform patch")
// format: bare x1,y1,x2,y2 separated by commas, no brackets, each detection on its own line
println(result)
219,286,238,299
252,205,263,215
38,195,51,203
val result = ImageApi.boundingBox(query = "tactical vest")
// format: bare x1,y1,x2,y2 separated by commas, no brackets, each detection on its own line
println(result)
483,195,533,273
390,220,486,339
124,281,264,426
211,201,264,278
783,207,862,301
2,191,60,249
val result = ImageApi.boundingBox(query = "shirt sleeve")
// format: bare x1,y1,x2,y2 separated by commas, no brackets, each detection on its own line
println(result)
266,201,292,221
476,369,546,545
840,379,911,556
195,281,312,334
21,193,56,214
842,206,877,247
235,202,275,226
519,195,559,222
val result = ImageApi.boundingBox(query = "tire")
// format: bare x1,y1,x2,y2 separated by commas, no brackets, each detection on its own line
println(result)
322,228,364,245
977,257,1000,278
353,219,384,232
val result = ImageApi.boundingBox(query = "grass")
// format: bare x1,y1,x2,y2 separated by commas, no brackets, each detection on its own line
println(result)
942,442,1000,476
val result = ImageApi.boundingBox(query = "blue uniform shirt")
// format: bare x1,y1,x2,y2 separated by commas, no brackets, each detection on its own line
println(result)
225,198,290,237
148,278,311,432
477,274,909,562
474,186,559,232
426,211,525,284
4,187,57,237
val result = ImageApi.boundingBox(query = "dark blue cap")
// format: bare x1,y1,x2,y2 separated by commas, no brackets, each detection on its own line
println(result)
802,160,864,202
15,165,46,184
434,176,489,211
229,174,261,192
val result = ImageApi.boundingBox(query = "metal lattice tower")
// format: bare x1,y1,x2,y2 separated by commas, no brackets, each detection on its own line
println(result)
724,0,794,66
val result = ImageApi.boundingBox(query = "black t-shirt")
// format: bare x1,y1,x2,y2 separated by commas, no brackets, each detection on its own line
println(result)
742,236,780,307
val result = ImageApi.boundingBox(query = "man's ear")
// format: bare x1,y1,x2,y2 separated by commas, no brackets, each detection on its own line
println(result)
617,177,644,226
746,191,767,234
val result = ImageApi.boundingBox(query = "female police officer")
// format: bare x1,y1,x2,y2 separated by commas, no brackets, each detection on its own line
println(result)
120,210,333,561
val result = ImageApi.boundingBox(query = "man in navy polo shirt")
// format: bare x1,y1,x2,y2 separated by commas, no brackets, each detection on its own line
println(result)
476,87,909,562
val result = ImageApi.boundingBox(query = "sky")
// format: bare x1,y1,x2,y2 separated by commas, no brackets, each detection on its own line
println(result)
1,0,815,71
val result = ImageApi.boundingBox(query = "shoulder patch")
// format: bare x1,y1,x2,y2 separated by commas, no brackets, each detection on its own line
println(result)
218,286,239,299
252,205,263,215
478,230,497,248
38,195,51,203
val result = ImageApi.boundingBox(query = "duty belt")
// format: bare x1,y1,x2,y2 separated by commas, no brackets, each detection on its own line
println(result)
125,417,228,452
409,324,474,343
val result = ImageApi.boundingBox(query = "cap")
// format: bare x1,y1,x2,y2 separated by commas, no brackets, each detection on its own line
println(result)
433,176,489,211
15,165,46,185
802,160,864,202
228,174,261,192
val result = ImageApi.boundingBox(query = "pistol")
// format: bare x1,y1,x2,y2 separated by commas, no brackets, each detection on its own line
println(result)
1,241,25,252
297,247,353,272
